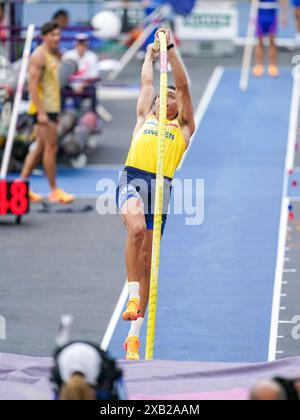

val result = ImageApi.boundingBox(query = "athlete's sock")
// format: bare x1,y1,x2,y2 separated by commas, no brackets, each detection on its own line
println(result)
129,317,144,338
128,281,140,300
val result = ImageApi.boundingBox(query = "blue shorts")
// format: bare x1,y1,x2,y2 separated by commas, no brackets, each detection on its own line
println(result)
116,166,172,235
257,11,278,36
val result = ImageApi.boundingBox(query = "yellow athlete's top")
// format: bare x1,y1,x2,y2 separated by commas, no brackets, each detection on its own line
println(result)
125,115,187,179
28,46,61,115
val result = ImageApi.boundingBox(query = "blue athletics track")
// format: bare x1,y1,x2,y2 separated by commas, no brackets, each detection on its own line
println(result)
106,68,293,363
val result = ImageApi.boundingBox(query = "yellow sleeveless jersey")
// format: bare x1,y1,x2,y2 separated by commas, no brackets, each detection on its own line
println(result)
28,46,61,115
125,115,187,179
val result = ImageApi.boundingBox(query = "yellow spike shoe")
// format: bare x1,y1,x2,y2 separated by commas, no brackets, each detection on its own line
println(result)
122,298,140,321
124,336,140,361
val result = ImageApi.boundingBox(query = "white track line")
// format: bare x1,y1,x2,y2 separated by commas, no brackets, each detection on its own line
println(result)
268,197,289,361
100,282,128,351
268,76,300,362
178,66,224,171
99,70,224,353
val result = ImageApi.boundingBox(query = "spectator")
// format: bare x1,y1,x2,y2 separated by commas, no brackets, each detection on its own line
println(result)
52,9,70,30
62,33,99,112
52,9,75,53
250,380,287,401
51,341,125,401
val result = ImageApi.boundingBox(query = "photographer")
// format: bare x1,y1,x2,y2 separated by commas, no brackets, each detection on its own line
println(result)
251,377,300,401
51,341,126,401
250,380,287,401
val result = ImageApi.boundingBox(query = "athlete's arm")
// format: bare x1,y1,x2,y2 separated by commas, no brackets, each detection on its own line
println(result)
133,45,156,136
159,29,195,139
28,52,48,124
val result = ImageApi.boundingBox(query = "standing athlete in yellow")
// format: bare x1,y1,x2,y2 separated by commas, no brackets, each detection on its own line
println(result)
117,28,195,361
21,21,75,204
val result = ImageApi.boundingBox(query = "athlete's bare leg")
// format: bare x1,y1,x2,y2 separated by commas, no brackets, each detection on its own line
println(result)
255,36,264,67
21,136,44,179
269,35,277,67
139,230,153,317
39,121,58,191
121,198,147,283
253,37,265,77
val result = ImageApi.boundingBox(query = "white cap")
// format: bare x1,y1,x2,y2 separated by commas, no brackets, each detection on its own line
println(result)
57,343,102,386
75,33,89,42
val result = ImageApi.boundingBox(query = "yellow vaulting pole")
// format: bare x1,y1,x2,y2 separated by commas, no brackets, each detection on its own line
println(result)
145,31,168,360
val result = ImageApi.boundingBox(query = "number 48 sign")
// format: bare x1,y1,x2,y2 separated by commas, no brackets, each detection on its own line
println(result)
0,180,30,216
